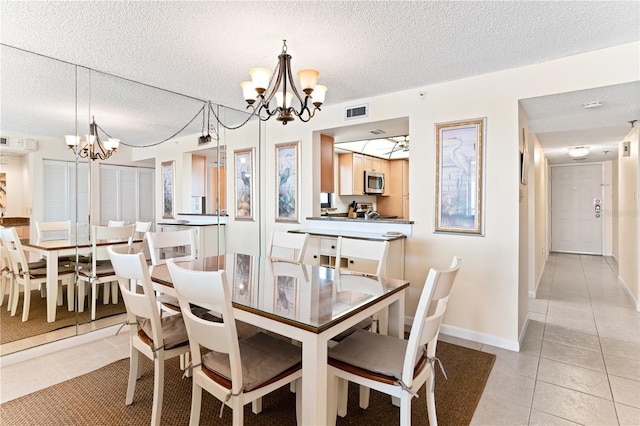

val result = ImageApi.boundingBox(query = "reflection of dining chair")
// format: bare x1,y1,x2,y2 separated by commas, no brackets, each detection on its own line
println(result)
269,259,309,283
167,259,303,425
131,221,152,256
77,224,135,320
334,236,389,335
268,231,308,262
328,257,461,426
107,246,190,426
147,229,195,265
108,220,125,227
0,226,15,308
35,220,76,264
1,227,75,321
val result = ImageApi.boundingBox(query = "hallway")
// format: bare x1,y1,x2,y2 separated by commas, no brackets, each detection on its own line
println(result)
469,253,640,425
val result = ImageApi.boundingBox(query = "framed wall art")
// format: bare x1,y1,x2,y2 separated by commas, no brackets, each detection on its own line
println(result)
435,118,486,235
161,160,175,218
520,127,529,185
234,148,255,221
233,253,253,304
275,141,300,223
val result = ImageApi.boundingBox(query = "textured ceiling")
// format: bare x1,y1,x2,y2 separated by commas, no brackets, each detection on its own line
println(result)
1,1,639,163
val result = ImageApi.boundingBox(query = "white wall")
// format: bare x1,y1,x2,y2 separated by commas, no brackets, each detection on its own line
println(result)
262,42,639,350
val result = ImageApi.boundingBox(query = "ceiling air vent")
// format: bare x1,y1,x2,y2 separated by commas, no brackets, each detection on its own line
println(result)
344,104,368,120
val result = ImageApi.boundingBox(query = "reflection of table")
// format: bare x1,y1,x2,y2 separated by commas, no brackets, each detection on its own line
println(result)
22,238,135,323
150,254,409,425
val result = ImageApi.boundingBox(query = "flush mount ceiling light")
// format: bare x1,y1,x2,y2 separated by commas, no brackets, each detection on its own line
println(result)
583,101,603,109
241,40,327,125
568,146,590,158
64,116,119,161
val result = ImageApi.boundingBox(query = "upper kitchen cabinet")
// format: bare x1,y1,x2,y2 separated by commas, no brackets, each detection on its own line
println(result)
339,152,364,195
192,154,206,197
320,134,334,193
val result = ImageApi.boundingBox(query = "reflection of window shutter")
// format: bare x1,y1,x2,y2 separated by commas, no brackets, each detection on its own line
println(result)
43,160,89,240
138,169,155,222
100,165,118,225
119,167,137,224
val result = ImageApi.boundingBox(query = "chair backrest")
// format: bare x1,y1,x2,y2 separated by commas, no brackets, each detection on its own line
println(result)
108,220,126,227
146,229,196,265
270,259,310,283
35,220,71,242
335,236,389,276
268,231,309,262
167,259,244,395
1,227,30,275
134,221,152,235
91,224,136,266
402,257,461,384
131,221,152,254
107,245,164,348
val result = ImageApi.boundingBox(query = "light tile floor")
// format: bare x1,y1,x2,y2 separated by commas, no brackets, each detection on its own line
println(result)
1,253,639,425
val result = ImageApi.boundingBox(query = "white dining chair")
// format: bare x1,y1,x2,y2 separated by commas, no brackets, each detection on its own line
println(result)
107,220,125,227
328,257,461,426
107,246,190,426
0,226,16,309
1,227,75,321
146,229,196,265
131,221,152,256
35,220,71,242
333,236,389,336
77,224,135,320
167,259,303,425
268,230,309,262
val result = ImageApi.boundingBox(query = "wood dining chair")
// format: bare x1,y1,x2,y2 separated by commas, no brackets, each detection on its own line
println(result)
167,259,303,425
107,245,190,426
77,224,135,320
1,227,75,321
328,257,461,426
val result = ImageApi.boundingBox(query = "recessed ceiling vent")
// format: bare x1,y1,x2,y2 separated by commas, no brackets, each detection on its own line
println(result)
344,103,368,120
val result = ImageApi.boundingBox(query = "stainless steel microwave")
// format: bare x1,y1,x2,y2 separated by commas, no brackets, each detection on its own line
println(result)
364,170,385,194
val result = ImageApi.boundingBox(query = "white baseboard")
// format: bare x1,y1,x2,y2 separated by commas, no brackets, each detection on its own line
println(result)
0,324,128,368
404,315,520,352
617,275,640,312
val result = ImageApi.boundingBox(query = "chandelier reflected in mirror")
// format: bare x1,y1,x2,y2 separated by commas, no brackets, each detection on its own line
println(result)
241,40,327,125
65,116,119,161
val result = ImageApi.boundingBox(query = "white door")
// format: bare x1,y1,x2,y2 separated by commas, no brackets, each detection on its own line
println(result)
551,164,603,254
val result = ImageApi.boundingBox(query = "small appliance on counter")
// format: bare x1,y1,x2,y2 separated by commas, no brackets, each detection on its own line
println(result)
355,202,373,218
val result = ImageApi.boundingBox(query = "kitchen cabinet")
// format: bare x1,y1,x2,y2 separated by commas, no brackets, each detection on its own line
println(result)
339,152,364,195
15,225,30,239
192,155,206,197
303,234,405,278
377,159,409,218
320,134,334,193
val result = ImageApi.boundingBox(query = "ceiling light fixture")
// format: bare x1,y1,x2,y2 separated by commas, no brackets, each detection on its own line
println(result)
241,40,327,125
568,146,589,158
64,116,119,161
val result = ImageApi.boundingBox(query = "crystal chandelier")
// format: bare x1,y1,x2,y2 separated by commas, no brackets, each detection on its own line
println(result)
65,116,119,161
241,40,327,125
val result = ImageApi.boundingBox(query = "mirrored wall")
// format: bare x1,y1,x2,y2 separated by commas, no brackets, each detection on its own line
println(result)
0,44,263,354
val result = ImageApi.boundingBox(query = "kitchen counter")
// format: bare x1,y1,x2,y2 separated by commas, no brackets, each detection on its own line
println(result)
290,228,406,241
0,216,30,226
311,216,413,225
297,216,413,238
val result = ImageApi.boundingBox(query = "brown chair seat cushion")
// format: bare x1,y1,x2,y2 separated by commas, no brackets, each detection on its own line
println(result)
140,313,189,349
202,331,301,391
328,329,425,380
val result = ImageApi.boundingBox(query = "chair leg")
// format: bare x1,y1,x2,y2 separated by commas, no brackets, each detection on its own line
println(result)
359,384,370,409
110,281,118,304
151,352,164,426
91,282,98,320
126,347,139,405
77,280,86,312
337,377,348,418
189,382,203,426
399,393,412,426
57,280,64,306
0,272,6,306
21,282,31,322
295,378,302,426
426,375,437,426
103,281,110,304
67,276,74,311
252,397,262,414
10,282,19,316
232,398,243,425
329,374,339,426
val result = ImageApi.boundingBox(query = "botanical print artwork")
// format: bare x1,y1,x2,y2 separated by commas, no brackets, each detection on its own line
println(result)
276,142,299,222
0,173,6,209
233,253,252,304
161,161,174,218
436,119,485,235
234,149,254,221
275,275,296,316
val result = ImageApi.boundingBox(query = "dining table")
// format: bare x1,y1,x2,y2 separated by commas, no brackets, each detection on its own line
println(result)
22,237,136,323
150,253,409,425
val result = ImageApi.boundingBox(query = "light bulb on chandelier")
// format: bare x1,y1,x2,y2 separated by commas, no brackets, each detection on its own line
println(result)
241,40,327,125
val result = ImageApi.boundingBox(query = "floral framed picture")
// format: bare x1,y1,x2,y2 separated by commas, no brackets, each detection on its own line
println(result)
161,160,175,218
234,148,255,221
275,141,300,223
233,253,253,304
435,118,486,235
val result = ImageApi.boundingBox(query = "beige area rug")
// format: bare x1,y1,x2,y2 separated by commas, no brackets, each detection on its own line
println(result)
1,288,126,344
0,340,495,425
